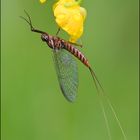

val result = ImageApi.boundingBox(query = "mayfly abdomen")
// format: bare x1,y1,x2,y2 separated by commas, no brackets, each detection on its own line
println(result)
64,43,90,68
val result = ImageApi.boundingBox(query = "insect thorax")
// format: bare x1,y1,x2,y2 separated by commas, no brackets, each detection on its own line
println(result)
41,33,64,50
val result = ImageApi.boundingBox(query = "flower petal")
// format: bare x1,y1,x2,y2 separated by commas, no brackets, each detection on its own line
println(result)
53,0,87,42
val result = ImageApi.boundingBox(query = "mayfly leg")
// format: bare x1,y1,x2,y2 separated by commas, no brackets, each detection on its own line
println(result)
55,27,82,48
56,27,61,36
68,41,83,48
20,10,46,34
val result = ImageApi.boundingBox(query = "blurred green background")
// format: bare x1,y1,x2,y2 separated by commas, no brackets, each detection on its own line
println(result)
1,0,139,140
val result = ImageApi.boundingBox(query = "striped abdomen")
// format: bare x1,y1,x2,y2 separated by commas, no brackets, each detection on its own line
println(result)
41,34,90,67
64,43,90,68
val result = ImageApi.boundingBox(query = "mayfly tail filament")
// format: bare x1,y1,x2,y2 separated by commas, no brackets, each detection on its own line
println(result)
89,67,127,140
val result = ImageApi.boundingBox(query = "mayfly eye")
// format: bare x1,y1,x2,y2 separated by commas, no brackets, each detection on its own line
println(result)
41,34,47,41
45,36,48,40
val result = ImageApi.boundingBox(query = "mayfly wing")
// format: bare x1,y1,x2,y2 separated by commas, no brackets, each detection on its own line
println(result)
52,49,79,102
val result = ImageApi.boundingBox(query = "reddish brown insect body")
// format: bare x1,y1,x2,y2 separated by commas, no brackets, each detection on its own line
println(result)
63,41,90,68
41,33,90,68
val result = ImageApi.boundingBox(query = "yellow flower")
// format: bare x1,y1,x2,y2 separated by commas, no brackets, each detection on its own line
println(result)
40,0,46,4
39,0,87,43
53,0,87,42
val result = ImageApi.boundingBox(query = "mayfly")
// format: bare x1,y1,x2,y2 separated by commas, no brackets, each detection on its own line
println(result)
20,11,127,140
20,11,101,102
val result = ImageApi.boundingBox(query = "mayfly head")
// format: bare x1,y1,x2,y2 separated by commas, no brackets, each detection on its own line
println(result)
41,33,49,42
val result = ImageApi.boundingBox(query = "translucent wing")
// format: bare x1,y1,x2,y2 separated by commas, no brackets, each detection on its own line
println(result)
53,49,78,102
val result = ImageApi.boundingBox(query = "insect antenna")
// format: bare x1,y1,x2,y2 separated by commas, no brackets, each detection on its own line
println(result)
89,67,127,140
20,10,46,34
